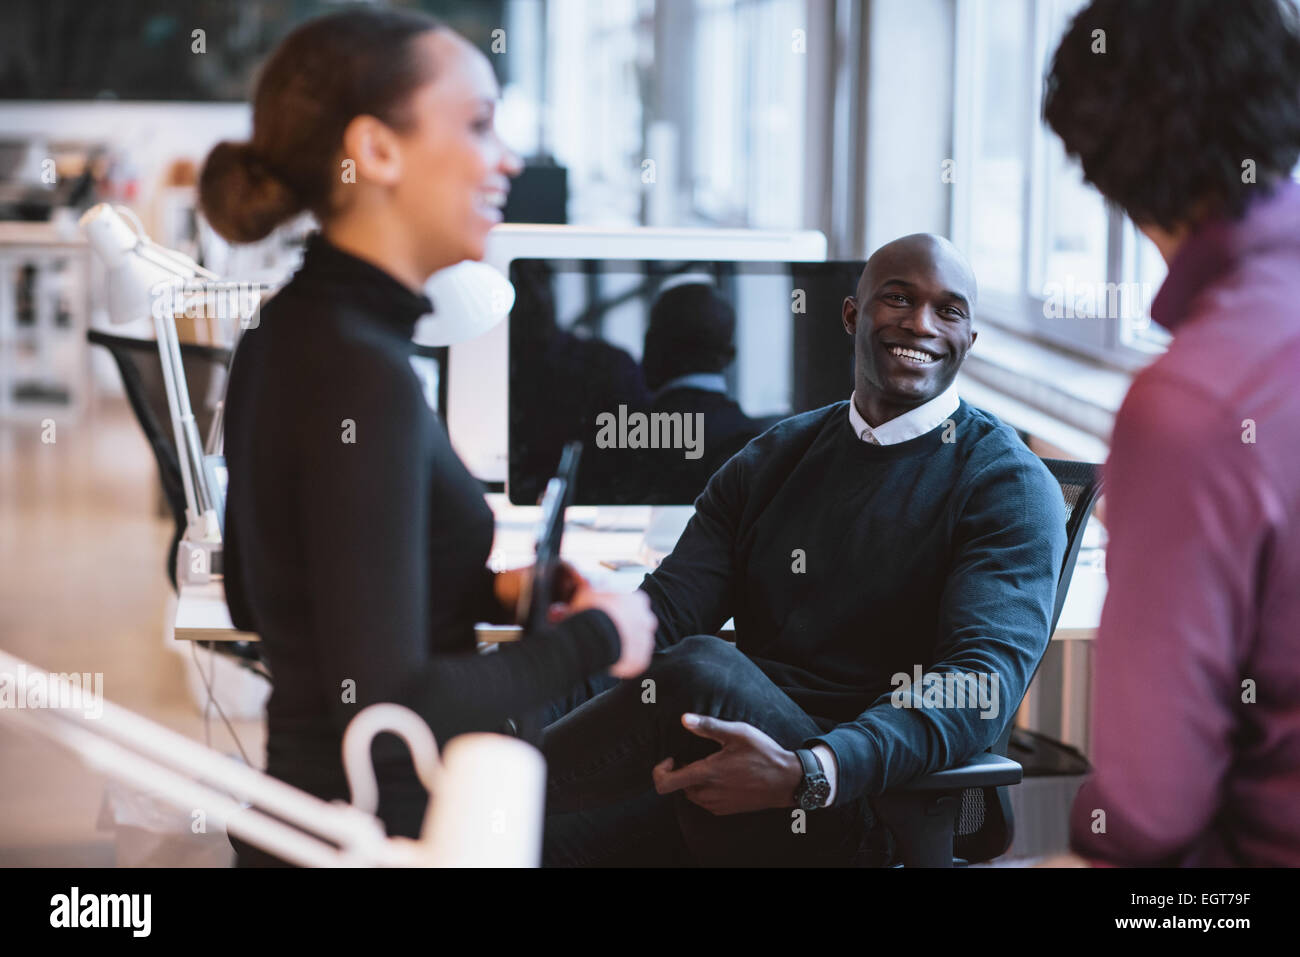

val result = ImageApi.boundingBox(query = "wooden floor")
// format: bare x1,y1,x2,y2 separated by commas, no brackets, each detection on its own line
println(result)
0,395,265,866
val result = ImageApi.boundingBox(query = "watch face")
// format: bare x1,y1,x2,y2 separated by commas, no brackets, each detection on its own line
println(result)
799,779,831,810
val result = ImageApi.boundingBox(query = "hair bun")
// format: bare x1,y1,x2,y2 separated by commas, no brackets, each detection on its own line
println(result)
198,140,304,244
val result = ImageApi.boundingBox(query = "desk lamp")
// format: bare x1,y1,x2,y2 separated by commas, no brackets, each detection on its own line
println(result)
80,203,236,576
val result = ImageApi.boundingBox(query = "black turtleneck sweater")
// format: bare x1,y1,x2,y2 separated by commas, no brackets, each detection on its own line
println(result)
222,234,620,846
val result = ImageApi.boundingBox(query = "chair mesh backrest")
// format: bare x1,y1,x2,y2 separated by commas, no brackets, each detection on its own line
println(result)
956,786,988,838
951,457,1103,863
1049,459,1100,553
1044,458,1105,634
88,330,232,589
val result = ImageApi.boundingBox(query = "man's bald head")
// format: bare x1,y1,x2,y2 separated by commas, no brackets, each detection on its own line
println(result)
843,233,979,426
856,233,977,308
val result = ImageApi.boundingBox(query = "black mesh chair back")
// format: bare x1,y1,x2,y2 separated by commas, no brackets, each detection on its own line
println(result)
90,330,446,582
88,329,230,590
950,457,1103,863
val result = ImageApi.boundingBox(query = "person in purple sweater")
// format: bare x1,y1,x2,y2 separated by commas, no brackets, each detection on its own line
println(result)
1043,0,1300,866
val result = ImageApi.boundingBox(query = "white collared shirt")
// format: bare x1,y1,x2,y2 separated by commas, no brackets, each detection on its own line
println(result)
654,372,728,399
847,383,960,445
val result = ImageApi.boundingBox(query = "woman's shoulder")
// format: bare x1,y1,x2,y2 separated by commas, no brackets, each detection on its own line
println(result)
230,291,432,455
252,285,421,376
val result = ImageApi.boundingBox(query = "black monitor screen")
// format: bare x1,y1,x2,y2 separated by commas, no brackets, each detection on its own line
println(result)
508,259,863,506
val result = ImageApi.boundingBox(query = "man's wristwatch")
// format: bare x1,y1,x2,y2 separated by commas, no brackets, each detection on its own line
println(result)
793,748,832,810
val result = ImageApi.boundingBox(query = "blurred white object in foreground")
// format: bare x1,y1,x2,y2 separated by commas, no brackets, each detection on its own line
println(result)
0,650,544,867
344,703,546,867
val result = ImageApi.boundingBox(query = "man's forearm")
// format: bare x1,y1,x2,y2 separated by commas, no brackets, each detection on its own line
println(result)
807,673,1014,803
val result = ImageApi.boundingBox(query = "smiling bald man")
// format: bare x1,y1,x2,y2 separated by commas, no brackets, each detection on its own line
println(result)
540,234,1066,867
847,232,978,428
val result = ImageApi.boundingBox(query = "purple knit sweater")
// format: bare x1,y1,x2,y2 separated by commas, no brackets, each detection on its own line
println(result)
1070,180,1300,866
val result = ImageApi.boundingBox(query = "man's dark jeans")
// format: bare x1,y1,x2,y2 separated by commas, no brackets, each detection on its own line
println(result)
538,634,893,867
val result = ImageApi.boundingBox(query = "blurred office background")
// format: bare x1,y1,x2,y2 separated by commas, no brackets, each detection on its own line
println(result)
2,0,1295,865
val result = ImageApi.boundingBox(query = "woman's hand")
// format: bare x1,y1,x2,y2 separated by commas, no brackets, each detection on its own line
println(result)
494,562,590,624
568,586,657,678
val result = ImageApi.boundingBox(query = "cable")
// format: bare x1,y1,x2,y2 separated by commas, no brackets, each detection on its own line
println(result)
189,640,252,766
203,639,213,748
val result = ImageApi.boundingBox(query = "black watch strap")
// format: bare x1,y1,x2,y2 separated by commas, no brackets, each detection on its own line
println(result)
796,747,823,779
794,747,831,810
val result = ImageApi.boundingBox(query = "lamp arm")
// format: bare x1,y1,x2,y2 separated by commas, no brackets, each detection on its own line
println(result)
151,306,218,539
136,239,221,281
135,246,220,539
0,649,401,867
111,204,220,281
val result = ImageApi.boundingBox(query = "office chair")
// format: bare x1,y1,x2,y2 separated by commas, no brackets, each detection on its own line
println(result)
89,329,230,590
88,328,274,675
89,331,448,670
872,457,1104,867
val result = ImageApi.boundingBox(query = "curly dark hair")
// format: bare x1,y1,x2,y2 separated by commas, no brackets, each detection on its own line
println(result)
1043,0,1300,231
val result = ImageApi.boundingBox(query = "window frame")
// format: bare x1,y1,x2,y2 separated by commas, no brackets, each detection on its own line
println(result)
951,0,1164,373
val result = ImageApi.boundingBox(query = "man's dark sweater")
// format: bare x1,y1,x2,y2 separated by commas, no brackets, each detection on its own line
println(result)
640,398,1066,803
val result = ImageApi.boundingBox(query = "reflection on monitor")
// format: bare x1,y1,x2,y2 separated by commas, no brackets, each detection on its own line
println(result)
508,259,864,506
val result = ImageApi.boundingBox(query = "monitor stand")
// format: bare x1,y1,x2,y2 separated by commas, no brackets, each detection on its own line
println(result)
576,506,693,569
637,506,694,566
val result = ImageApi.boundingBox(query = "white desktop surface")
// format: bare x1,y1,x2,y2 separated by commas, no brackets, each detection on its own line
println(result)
172,494,1107,643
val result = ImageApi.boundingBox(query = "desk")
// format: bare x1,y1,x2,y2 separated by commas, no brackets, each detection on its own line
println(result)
172,497,1107,644
173,499,658,643
0,221,92,421
173,502,1106,753
174,579,254,642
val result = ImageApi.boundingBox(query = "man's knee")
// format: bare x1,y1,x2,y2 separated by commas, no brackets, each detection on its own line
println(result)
660,633,745,665
648,634,750,698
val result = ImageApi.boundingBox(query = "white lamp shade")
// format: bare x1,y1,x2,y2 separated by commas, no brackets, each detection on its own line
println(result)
107,264,189,327
80,204,201,325
416,259,515,347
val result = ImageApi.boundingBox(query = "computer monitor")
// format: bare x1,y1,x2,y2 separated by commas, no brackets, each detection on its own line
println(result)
445,226,827,485
506,258,865,506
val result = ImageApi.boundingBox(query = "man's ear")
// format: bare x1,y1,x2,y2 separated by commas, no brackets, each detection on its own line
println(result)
842,296,859,336
969,328,978,350
340,114,404,188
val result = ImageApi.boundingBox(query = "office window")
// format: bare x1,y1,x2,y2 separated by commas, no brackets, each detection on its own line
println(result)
691,0,807,229
544,0,652,225
540,0,808,230
692,0,743,222
959,0,1031,298
1037,135,1108,293
952,0,1167,366
1119,223,1172,352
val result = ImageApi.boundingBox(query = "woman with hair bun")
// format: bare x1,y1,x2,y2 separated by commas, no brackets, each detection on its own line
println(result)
202,8,655,865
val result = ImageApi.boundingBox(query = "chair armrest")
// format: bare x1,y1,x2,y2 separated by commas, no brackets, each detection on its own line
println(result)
895,752,1023,792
